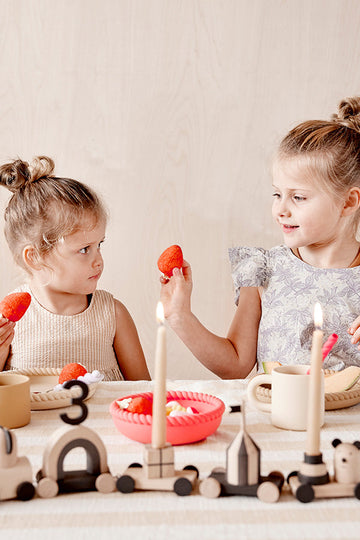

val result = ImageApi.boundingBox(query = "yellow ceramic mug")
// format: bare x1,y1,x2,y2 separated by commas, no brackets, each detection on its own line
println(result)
0,373,31,428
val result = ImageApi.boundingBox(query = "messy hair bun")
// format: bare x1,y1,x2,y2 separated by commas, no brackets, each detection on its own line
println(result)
331,96,360,134
0,156,55,192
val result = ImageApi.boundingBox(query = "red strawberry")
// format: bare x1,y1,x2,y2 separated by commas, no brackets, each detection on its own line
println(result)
0,292,31,322
127,396,153,415
59,363,87,384
157,245,183,277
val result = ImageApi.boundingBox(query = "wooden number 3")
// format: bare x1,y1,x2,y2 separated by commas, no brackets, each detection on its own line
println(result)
60,380,89,425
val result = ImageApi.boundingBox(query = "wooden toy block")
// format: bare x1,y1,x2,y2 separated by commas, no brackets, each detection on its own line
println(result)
143,443,175,479
0,426,35,501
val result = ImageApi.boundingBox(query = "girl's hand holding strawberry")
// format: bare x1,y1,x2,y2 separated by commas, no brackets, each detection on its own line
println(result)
160,260,193,328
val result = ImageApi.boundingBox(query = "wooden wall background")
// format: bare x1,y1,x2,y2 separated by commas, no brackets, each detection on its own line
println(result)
1,0,360,379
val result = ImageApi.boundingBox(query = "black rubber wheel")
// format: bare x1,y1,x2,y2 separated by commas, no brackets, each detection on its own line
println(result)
174,477,193,496
128,463,142,469
286,470,298,484
354,483,360,500
16,481,35,501
296,483,314,503
268,470,284,489
116,475,135,494
183,465,199,478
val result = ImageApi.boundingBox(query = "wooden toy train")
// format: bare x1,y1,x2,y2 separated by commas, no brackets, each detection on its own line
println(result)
1,384,360,504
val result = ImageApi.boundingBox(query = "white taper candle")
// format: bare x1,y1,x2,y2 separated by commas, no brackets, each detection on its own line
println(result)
151,302,167,448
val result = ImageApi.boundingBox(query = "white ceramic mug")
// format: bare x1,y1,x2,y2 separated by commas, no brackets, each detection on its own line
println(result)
0,373,31,429
247,365,324,431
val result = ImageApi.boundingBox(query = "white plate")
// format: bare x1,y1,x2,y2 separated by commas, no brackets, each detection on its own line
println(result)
12,368,99,410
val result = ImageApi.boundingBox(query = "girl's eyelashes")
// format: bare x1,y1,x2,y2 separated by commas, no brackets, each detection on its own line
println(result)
79,239,104,254
272,192,306,202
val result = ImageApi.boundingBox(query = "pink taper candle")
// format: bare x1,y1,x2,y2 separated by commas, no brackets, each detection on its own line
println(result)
322,333,338,361
151,302,167,449
306,303,324,455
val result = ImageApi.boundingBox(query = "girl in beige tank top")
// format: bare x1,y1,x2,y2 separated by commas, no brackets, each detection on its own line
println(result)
0,156,150,381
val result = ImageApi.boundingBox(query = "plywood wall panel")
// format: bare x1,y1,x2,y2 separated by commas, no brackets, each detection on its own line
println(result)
1,0,360,379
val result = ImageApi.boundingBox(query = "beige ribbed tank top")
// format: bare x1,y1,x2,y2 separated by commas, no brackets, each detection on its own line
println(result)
7,285,123,381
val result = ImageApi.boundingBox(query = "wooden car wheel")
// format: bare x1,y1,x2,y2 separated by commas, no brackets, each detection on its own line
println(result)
16,481,35,501
95,472,116,493
257,480,281,503
174,477,193,496
37,477,59,498
183,465,199,478
199,477,221,498
296,483,314,503
116,475,135,494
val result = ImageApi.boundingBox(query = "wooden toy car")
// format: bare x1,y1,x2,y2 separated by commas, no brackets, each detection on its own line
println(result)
116,445,198,496
288,438,360,503
0,426,35,501
117,303,198,496
199,404,284,502
36,380,115,498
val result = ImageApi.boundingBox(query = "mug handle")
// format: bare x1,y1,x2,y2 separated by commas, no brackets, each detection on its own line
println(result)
246,374,272,412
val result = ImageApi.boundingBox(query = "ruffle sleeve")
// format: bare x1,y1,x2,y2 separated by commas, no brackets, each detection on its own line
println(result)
228,247,269,305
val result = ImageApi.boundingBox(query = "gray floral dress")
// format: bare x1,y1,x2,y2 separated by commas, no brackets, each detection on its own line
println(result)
229,245,360,372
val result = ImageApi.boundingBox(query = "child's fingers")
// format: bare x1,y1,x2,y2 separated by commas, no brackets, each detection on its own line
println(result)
351,327,360,345
348,316,360,336
0,321,15,346
181,259,192,281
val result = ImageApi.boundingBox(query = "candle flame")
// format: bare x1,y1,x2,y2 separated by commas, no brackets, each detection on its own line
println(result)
314,302,323,329
156,301,165,324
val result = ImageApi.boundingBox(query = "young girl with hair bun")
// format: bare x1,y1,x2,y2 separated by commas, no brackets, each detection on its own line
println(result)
160,96,360,378
0,156,150,380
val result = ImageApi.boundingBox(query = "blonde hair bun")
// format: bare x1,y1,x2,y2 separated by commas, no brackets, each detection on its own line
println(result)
332,96,360,134
0,156,55,193
0,159,31,192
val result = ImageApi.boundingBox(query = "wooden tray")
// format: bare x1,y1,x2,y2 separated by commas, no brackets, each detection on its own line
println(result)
12,367,99,410
255,376,360,411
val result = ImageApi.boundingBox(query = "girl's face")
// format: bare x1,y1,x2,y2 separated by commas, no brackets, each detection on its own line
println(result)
40,216,106,296
271,157,345,250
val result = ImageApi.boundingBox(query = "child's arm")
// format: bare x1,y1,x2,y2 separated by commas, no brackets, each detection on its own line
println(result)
0,317,14,371
160,261,260,379
113,299,151,380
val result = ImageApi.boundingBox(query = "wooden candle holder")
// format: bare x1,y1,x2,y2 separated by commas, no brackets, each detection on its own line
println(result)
116,443,198,496
288,438,360,503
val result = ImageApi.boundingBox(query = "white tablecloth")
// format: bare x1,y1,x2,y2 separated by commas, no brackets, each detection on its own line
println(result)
1,379,360,540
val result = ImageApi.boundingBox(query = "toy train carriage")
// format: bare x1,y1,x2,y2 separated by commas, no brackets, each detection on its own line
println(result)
36,423,116,497
288,438,360,503
200,405,284,503
0,426,35,501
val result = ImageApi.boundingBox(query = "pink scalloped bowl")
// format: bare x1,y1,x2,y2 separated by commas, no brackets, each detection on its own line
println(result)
109,390,225,445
